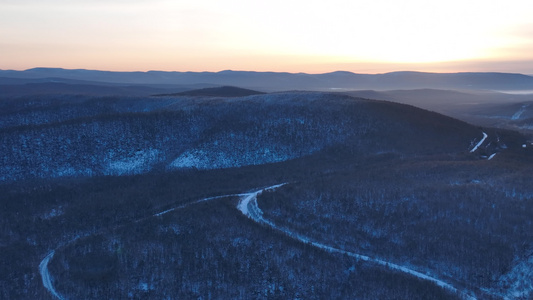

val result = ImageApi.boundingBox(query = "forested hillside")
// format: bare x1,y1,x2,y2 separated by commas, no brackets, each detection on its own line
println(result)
1,91,532,299
1,92,489,182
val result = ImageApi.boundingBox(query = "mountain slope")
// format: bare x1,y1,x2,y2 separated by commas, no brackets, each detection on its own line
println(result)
0,92,502,183
2,90,533,299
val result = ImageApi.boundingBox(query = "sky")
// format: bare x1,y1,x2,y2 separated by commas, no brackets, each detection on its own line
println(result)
1,0,533,74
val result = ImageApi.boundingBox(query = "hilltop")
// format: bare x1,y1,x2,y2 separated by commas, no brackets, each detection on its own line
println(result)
2,91,521,183
156,86,265,97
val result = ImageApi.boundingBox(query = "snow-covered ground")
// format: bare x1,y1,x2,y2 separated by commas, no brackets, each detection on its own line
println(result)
169,150,208,169
238,185,479,300
169,147,294,170
42,207,64,220
497,255,533,299
107,149,160,175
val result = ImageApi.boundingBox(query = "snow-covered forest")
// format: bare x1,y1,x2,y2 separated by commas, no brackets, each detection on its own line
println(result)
1,91,532,299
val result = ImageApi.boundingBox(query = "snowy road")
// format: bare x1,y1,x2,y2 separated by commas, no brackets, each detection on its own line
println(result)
39,190,249,299
470,132,488,153
39,251,64,300
153,193,245,217
40,183,489,300
238,185,478,300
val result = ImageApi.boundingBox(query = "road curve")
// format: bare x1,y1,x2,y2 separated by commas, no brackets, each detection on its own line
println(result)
238,184,478,300
39,189,250,299
39,251,65,300
470,132,488,153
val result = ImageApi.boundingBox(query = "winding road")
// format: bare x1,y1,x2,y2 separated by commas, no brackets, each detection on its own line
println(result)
238,184,478,300
39,250,64,300
470,132,488,153
39,190,247,299
41,183,489,300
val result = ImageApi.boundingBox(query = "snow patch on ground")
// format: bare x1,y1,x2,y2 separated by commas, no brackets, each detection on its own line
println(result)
137,281,154,292
46,166,93,180
170,150,211,169
170,147,293,170
231,237,252,247
55,167,77,177
42,207,64,220
107,149,159,175
498,255,533,299
157,224,181,235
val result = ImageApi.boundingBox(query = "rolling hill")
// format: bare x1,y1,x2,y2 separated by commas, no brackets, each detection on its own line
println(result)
0,92,509,183
1,89,532,299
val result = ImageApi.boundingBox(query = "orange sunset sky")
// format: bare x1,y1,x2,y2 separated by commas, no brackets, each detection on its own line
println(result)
2,0,533,74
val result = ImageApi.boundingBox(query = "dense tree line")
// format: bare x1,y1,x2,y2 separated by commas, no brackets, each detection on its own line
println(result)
259,158,533,297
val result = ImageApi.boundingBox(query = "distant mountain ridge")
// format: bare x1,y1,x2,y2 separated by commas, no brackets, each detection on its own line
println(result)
2,68,533,91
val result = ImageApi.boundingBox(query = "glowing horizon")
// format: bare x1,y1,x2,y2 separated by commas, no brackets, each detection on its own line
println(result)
2,0,533,74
